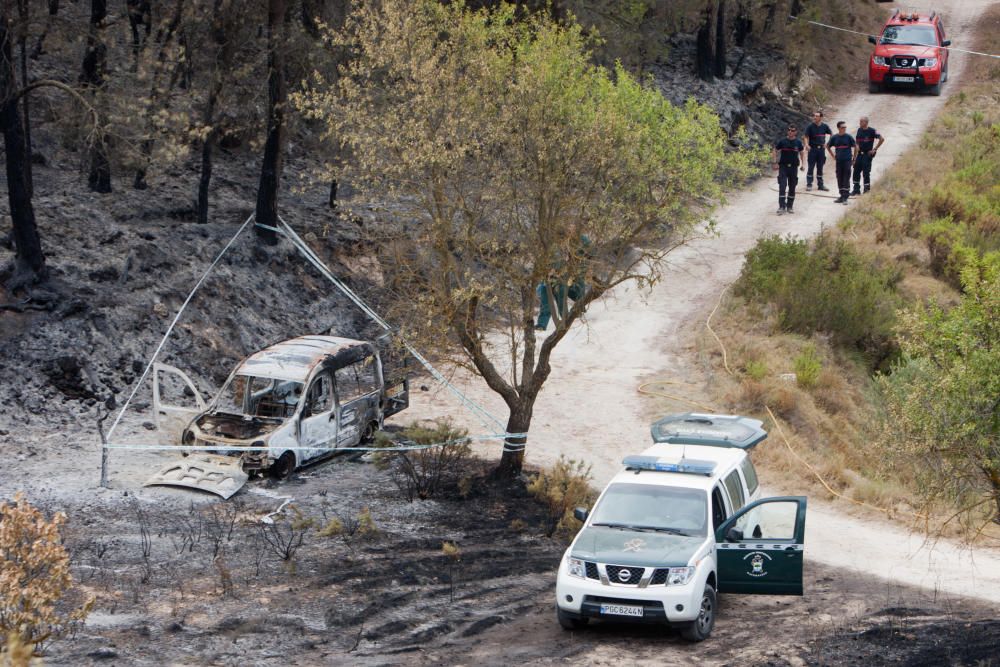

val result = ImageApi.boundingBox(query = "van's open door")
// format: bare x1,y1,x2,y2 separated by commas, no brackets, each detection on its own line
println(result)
152,363,207,445
375,333,410,418
715,497,807,595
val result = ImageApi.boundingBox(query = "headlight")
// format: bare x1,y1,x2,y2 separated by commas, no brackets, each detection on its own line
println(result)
667,566,695,585
922,58,938,67
873,56,888,66
567,557,586,579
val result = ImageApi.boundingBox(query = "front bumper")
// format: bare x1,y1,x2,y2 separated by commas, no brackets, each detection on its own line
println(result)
870,66,942,87
555,561,701,624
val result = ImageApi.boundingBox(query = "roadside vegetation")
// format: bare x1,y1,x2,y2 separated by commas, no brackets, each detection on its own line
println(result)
701,6,1000,538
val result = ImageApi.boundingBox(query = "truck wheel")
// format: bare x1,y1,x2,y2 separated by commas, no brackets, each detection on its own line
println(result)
270,451,296,480
928,82,942,96
361,421,379,445
680,585,716,642
868,81,881,94
556,606,588,631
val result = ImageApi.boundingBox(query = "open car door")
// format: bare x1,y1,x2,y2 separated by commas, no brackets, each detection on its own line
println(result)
715,497,807,595
152,362,208,446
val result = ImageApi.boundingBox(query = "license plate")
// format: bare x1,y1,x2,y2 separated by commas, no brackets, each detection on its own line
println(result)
893,76,915,82
599,603,644,618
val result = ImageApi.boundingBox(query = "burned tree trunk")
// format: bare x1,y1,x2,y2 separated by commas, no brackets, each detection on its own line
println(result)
695,1,718,81
80,0,110,193
196,0,235,224
496,404,533,478
1,10,46,289
254,0,287,245
714,0,727,78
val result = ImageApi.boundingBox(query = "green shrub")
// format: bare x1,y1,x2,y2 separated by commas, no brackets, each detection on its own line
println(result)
528,457,596,538
793,345,822,389
734,234,902,367
744,359,768,381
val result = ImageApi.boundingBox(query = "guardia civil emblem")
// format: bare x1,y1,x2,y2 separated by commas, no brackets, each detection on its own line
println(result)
623,538,646,553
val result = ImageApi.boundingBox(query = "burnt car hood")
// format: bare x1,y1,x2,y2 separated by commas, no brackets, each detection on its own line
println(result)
144,454,248,499
194,413,282,441
571,526,704,567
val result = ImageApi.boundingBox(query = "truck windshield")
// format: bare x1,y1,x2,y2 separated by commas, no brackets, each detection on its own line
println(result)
880,25,937,46
590,483,708,537
215,375,303,420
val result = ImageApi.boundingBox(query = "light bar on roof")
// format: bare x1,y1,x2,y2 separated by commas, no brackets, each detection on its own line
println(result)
622,455,717,476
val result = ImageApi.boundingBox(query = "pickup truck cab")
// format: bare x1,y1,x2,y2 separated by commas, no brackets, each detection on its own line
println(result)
868,10,950,95
555,413,807,641
147,335,409,497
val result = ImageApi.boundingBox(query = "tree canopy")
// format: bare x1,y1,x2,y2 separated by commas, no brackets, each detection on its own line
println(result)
879,259,1000,529
295,0,761,473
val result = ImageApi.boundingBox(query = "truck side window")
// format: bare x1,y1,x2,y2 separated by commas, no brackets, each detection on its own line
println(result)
335,366,362,402
304,373,334,417
740,458,759,496
711,486,727,531
357,356,379,395
723,470,745,511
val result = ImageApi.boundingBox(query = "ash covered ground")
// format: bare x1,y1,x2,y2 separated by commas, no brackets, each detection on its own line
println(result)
2,38,999,667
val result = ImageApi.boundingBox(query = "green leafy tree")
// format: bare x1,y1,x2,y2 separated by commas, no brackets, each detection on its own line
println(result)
879,259,1000,528
295,0,760,475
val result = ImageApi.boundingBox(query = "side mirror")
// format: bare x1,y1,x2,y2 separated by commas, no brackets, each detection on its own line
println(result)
726,526,744,543
868,35,877,44
942,39,951,47
573,507,589,523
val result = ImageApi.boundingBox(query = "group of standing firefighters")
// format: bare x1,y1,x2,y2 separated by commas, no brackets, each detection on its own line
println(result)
773,111,885,214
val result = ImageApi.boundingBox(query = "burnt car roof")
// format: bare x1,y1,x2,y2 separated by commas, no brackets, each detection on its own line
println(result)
237,335,373,382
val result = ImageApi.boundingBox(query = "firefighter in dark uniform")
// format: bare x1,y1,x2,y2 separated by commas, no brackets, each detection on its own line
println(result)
803,111,832,191
773,124,805,215
827,121,857,204
852,116,885,195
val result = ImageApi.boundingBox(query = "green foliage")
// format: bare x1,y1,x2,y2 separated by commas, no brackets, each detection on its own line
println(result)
793,345,822,389
528,457,596,538
293,0,761,472
877,262,1000,526
744,359,768,381
734,234,902,366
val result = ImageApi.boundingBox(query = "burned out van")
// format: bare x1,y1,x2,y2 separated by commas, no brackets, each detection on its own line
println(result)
148,335,408,496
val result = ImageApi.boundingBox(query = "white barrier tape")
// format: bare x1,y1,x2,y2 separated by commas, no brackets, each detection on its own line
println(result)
106,214,255,442
103,432,526,452
790,15,1000,59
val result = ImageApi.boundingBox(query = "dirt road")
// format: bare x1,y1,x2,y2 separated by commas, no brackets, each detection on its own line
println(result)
412,0,1000,607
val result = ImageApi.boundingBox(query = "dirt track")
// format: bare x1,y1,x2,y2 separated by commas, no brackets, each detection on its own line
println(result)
412,0,1000,609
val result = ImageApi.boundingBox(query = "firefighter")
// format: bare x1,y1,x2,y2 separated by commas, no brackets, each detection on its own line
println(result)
826,121,857,204
803,111,832,192
852,116,885,195
773,124,805,215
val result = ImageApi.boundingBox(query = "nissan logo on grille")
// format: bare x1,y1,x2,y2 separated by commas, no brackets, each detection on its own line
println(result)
900,58,911,66
618,568,632,582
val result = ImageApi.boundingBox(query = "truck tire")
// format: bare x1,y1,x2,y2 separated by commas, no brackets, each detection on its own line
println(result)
680,585,716,642
362,420,379,445
556,606,588,631
928,82,942,96
868,80,881,94
270,451,296,479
